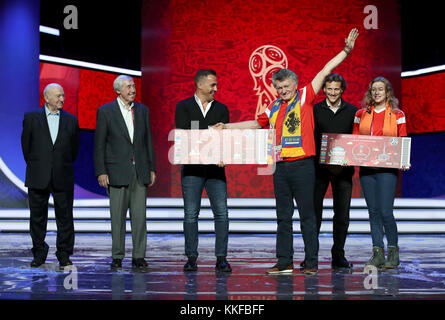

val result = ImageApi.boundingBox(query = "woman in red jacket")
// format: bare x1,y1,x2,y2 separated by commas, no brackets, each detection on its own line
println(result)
353,76,408,269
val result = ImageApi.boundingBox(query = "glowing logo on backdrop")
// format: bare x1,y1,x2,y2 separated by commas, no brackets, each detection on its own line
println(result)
249,45,288,118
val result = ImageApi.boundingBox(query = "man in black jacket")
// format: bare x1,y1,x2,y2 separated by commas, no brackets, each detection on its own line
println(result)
175,69,232,273
21,83,79,269
313,73,357,269
94,75,156,270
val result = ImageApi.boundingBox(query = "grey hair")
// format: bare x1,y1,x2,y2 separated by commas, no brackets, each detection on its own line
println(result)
272,69,298,87
43,83,63,98
113,75,134,93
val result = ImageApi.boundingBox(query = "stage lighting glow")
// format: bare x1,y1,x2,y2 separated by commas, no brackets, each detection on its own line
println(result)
402,65,445,77
39,54,142,76
39,25,60,36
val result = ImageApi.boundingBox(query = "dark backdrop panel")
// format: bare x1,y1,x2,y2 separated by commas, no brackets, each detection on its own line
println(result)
401,2,445,71
74,130,107,197
402,132,445,198
40,0,141,71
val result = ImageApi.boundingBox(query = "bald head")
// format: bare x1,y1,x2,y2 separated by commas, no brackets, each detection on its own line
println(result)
43,83,63,98
43,83,65,112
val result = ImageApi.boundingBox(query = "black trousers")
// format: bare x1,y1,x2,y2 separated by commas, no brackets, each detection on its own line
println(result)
314,165,354,260
274,158,319,268
28,182,74,262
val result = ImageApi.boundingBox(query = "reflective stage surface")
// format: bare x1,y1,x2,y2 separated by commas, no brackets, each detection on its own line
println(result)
0,233,445,300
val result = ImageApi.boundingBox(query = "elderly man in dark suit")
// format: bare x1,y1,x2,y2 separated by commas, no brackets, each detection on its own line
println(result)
21,83,79,269
94,75,156,270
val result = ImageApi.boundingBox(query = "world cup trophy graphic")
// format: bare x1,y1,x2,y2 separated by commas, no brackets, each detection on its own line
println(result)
249,45,288,119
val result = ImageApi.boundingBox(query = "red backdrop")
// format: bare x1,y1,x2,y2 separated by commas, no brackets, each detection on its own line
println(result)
402,72,445,134
39,62,142,129
141,0,402,197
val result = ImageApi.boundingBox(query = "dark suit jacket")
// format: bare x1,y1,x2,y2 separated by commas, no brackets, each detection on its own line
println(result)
175,97,229,130
94,100,156,186
175,96,229,179
21,107,80,191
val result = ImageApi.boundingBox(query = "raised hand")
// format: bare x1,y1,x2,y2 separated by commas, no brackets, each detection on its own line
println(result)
344,28,359,54
312,27,359,95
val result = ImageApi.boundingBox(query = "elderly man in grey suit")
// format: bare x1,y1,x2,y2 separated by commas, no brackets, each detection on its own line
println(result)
94,75,156,270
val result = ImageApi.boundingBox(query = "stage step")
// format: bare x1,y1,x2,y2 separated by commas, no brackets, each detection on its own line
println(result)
1,208,445,221
71,197,445,209
1,198,445,233
1,219,445,234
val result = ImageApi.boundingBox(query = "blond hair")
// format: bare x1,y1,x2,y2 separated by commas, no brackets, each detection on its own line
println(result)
363,76,399,110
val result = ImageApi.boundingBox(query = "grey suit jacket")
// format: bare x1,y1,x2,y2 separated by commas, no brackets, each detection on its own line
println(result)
94,100,156,186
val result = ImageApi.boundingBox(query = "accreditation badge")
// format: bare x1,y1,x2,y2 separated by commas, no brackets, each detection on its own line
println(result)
274,145,283,162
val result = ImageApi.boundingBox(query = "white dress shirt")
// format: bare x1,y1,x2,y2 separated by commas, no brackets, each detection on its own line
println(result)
194,94,214,118
45,105,60,144
326,98,342,114
117,97,134,143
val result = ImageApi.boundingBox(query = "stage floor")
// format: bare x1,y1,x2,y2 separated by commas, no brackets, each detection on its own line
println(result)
0,233,445,300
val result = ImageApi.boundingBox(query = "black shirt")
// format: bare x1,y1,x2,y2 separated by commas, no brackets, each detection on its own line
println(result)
313,99,358,164
175,96,230,179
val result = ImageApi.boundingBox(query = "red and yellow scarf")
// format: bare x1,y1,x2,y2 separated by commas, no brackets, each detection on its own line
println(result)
268,92,305,157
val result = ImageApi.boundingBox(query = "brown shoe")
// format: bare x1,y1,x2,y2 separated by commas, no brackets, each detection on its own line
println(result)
303,267,318,275
266,263,293,274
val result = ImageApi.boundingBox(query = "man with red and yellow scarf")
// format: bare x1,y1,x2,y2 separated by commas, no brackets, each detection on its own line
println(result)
215,28,359,275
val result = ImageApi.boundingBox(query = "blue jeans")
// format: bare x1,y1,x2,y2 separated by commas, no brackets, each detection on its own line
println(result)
181,172,229,258
360,168,398,248
273,158,319,268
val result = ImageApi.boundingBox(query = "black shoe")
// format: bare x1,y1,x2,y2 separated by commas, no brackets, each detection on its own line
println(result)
111,259,123,270
59,258,73,268
31,243,49,268
332,257,353,269
300,260,306,269
216,259,232,273
184,259,198,272
30,259,45,268
132,258,148,268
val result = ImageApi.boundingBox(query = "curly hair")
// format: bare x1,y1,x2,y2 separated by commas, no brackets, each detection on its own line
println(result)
363,76,399,110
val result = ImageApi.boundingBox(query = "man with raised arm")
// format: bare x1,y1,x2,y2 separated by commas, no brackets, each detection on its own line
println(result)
214,29,359,275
